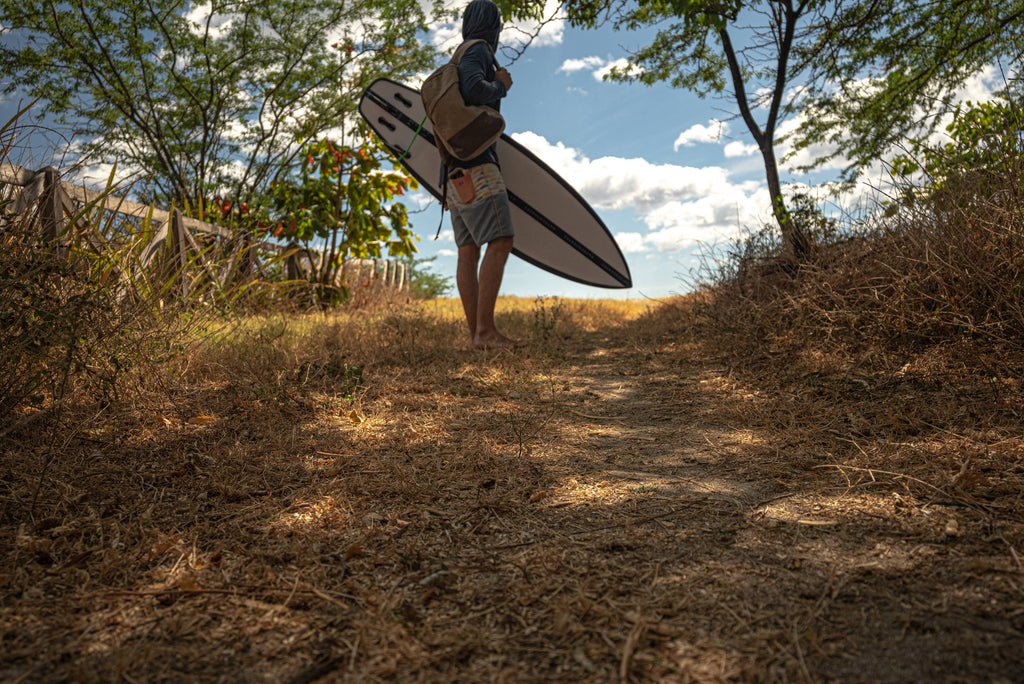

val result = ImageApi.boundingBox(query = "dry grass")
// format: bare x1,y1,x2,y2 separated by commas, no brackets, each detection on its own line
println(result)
3,286,1023,682
3,125,1023,681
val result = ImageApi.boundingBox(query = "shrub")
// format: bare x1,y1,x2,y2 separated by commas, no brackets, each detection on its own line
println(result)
690,100,1024,362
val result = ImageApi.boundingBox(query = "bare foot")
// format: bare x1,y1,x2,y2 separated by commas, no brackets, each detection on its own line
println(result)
473,331,526,350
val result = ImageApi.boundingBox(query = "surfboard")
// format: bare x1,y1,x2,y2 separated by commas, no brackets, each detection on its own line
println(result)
358,78,632,289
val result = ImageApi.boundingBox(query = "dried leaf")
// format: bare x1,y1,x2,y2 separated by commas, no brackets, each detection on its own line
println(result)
149,540,176,560
176,574,202,592
188,415,217,425
348,410,364,423
62,550,94,569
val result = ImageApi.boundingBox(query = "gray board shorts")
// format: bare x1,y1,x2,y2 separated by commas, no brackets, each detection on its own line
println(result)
447,163,514,248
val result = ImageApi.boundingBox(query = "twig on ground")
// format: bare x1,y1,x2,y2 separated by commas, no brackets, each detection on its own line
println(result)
619,618,646,683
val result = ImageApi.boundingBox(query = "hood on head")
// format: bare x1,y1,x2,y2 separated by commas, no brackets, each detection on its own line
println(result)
462,0,502,49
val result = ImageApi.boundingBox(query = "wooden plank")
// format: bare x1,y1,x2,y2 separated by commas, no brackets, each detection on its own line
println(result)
180,220,228,289
60,182,290,254
0,163,36,186
61,182,234,240
138,219,170,268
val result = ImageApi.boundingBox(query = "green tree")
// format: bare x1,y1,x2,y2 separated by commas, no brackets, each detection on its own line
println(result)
263,136,418,302
399,254,453,299
890,98,1024,201
793,0,1024,180
0,0,435,210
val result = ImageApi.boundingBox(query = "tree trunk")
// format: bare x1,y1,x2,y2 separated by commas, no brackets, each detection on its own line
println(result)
720,23,812,263
761,145,811,259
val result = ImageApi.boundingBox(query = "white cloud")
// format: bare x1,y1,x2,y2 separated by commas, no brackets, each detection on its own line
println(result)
593,58,641,82
641,182,768,252
753,87,774,110
515,131,737,213
511,131,774,253
724,140,759,158
556,55,641,82
503,0,564,48
437,248,457,257
673,120,728,150
431,23,462,51
559,56,605,74
776,65,1009,177
408,191,436,210
614,232,647,253
73,161,142,192
184,2,234,39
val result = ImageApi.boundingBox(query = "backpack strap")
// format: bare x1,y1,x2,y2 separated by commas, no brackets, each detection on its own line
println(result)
433,40,500,238
453,38,501,70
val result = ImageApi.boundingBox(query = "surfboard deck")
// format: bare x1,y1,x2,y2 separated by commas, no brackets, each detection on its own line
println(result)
359,78,632,289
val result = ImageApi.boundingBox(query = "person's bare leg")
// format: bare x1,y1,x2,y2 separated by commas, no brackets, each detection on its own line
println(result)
457,243,481,341
473,236,522,349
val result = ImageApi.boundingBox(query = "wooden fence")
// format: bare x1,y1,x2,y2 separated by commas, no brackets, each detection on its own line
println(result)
0,163,406,295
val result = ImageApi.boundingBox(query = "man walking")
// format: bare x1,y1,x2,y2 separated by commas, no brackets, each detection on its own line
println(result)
446,0,523,350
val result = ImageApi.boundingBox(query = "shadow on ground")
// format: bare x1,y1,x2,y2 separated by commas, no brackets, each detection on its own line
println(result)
2,311,1023,682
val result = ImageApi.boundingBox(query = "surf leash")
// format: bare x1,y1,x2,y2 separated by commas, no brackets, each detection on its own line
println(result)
395,115,427,163
388,113,445,239
435,162,448,240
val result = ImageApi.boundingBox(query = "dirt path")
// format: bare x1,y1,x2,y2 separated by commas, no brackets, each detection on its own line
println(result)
3,312,1023,682
524,331,1023,682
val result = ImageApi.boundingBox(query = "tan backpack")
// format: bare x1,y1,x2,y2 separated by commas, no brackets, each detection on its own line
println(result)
421,39,505,163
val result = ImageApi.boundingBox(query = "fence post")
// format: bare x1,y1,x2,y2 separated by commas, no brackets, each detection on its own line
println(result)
12,170,45,216
236,231,253,282
286,242,301,280
40,167,67,257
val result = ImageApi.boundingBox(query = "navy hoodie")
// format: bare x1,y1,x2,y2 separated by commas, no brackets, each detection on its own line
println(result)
449,0,506,170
